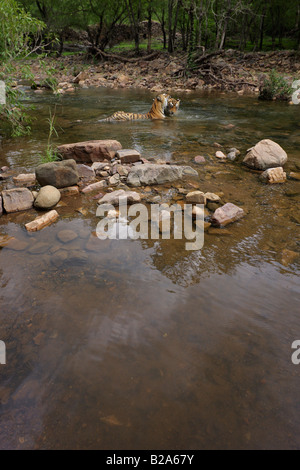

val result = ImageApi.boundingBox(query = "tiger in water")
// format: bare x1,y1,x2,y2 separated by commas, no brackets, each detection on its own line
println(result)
101,93,180,122
165,97,181,117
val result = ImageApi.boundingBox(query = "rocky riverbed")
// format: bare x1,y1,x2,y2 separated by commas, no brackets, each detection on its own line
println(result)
0,137,298,266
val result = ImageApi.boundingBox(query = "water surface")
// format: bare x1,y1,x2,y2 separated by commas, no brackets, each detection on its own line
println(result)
0,88,299,449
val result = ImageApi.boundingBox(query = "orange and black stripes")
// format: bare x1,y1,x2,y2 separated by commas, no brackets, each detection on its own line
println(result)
102,93,180,122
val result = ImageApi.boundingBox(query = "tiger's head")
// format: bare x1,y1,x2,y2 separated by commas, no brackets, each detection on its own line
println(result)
149,93,170,119
165,97,181,117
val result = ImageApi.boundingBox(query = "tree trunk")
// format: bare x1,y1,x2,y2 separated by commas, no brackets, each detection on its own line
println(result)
147,3,152,53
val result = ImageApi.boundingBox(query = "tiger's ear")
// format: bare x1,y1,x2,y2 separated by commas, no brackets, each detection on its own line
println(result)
156,95,162,102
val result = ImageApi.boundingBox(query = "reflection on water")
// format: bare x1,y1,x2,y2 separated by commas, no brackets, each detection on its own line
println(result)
0,88,299,449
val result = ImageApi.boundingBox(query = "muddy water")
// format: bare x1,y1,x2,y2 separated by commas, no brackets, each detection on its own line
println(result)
0,88,299,450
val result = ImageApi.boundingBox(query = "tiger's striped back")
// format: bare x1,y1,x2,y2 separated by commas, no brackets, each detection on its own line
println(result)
102,93,170,122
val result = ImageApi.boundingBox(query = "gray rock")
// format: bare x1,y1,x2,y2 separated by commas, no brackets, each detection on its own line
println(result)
243,139,288,170
36,159,79,189
212,203,245,226
34,185,61,209
0,196,2,217
109,174,120,186
127,164,198,186
2,188,34,213
97,189,141,206
77,164,95,181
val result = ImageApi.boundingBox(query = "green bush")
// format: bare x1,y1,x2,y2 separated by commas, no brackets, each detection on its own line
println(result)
259,70,293,101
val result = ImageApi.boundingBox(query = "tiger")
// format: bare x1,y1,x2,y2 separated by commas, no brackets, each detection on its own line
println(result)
165,97,180,116
101,93,171,122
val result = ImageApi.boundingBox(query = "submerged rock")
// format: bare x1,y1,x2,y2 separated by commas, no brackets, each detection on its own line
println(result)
36,159,79,189
212,203,245,226
57,229,78,244
243,139,288,170
2,188,34,213
127,164,198,186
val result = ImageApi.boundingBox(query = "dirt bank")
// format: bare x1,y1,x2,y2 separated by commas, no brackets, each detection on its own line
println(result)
12,49,300,96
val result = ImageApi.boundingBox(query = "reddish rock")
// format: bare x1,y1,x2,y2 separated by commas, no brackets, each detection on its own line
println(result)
116,149,141,164
2,188,34,213
59,186,80,196
57,140,122,163
81,181,107,193
212,203,245,226
194,156,206,164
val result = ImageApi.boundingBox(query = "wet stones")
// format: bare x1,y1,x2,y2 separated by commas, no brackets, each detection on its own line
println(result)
97,189,141,206
2,188,34,213
81,180,107,193
127,164,198,186
77,164,96,181
260,167,287,184
57,140,122,163
59,186,80,196
116,149,141,164
36,159,79,189
57,229,78,243
194,155,206,164
212,203,245,226
25,210,59,232
243,139,288,170
34,185,61,209
13,173,36,187
186,191,206,204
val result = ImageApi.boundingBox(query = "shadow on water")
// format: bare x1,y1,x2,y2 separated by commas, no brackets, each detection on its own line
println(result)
0,88,299,449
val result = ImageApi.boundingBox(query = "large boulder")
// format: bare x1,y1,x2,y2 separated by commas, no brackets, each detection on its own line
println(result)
34,185,61,209
127,164,198,186
2,188,34,213
57,140,122,163
243,139,288,170
35,159,79,189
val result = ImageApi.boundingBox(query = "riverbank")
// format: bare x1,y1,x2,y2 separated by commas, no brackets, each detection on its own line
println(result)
11,49,300,95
